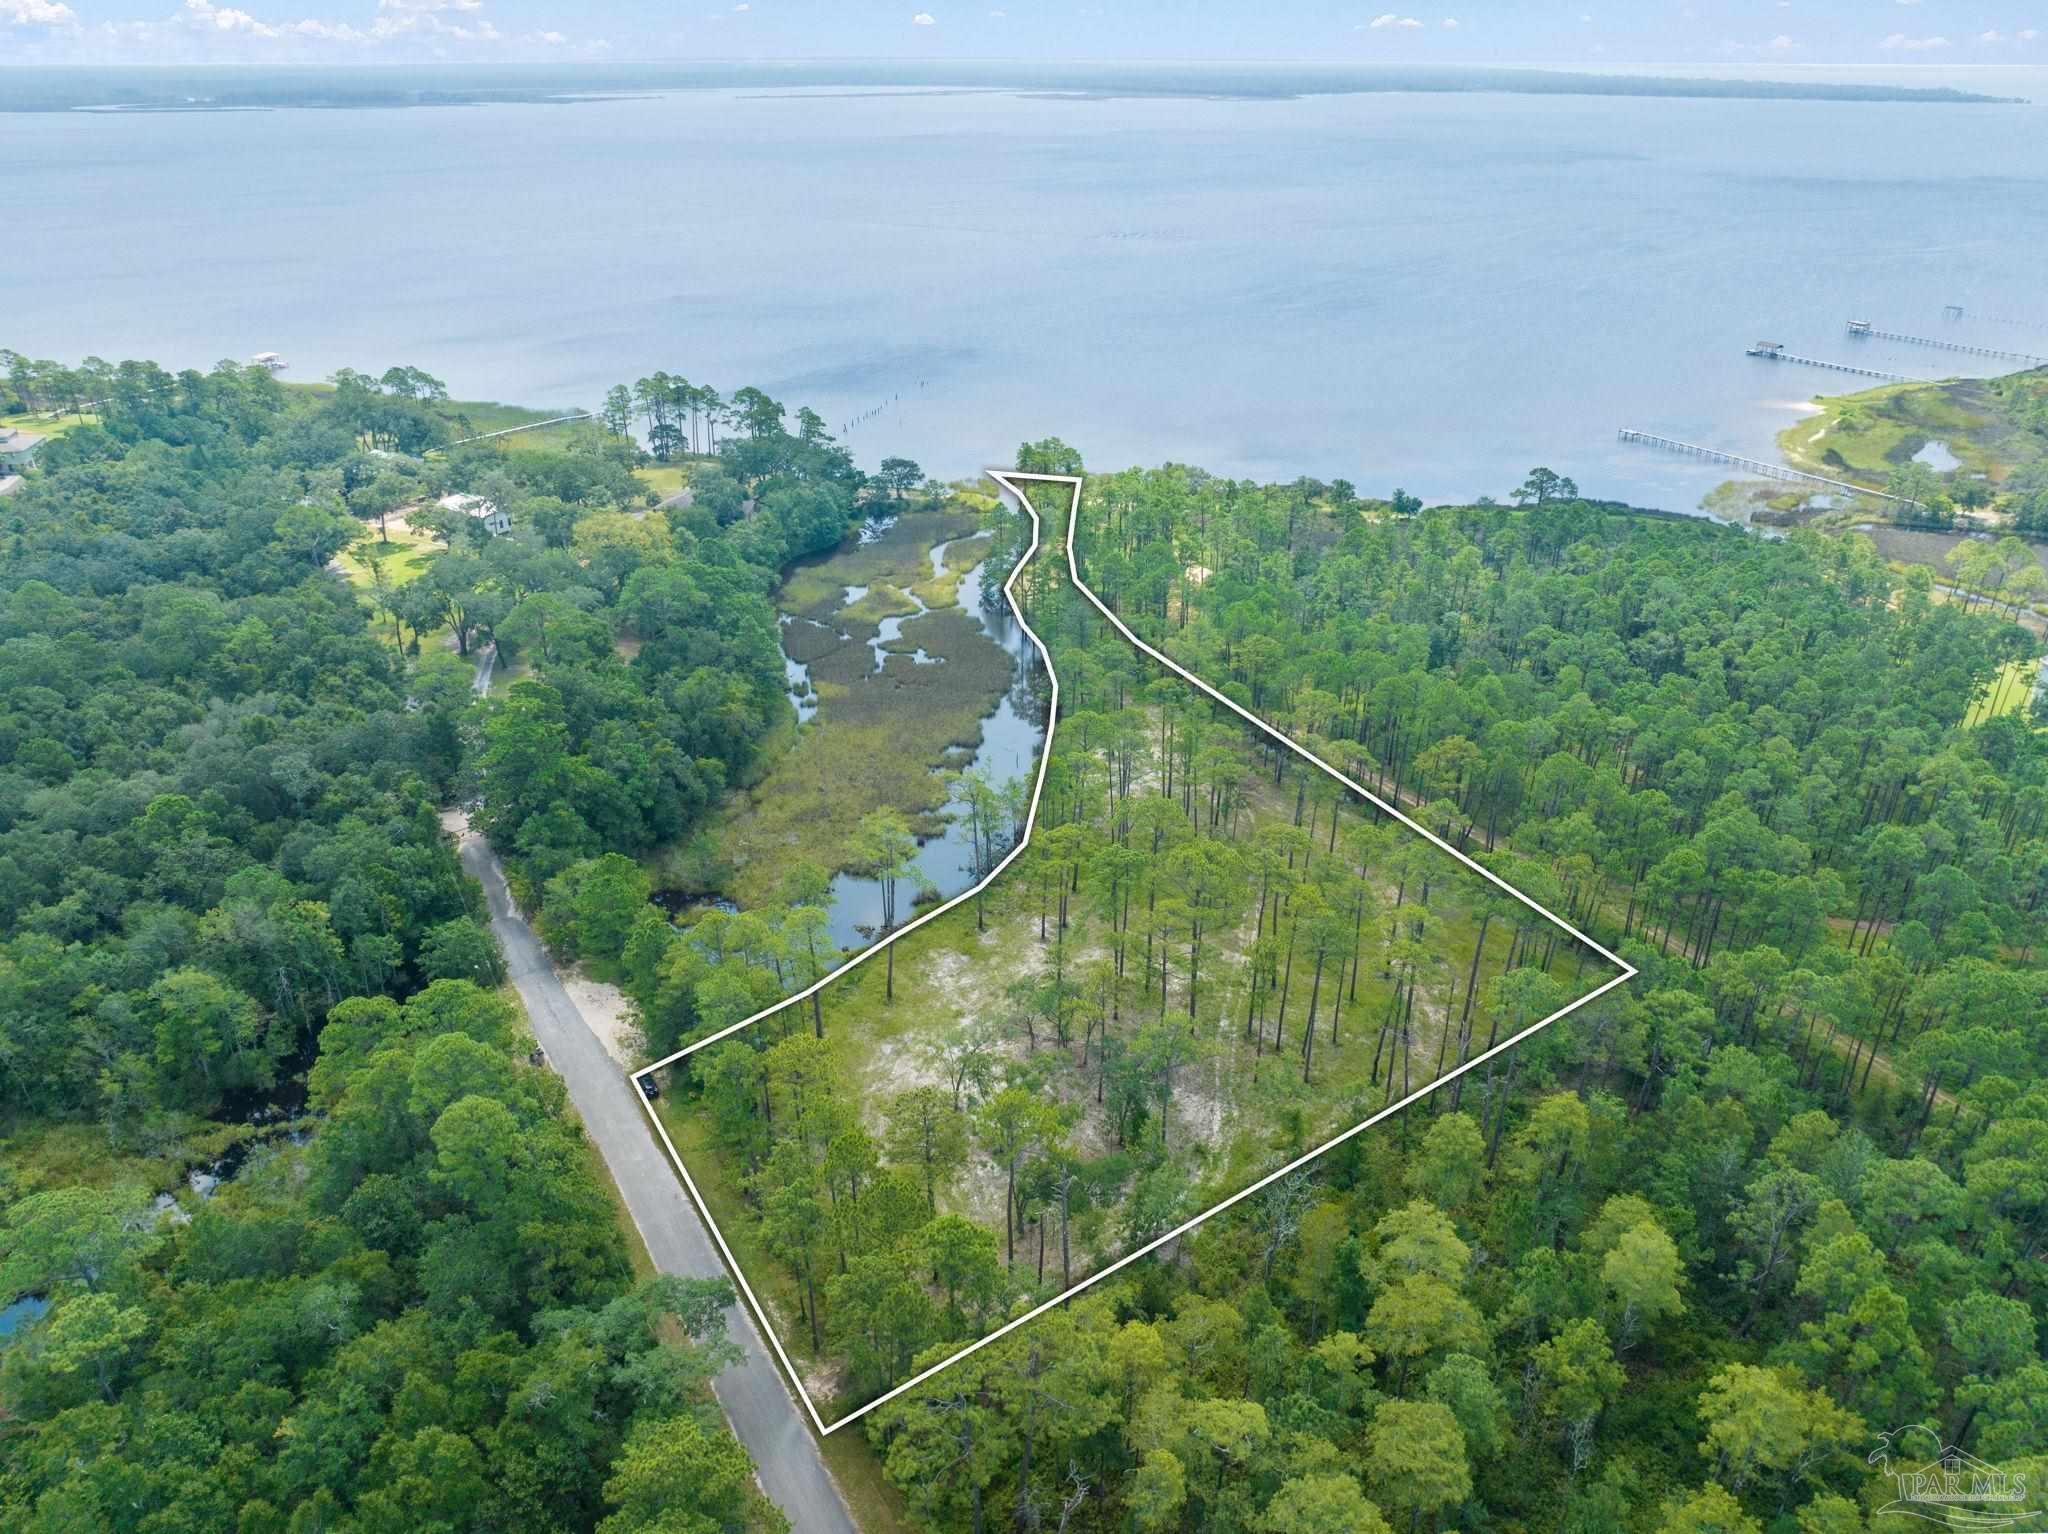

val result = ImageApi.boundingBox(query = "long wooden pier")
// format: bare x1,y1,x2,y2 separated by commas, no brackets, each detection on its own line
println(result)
443,411,597,448
1616,429,1920,507
1745,344,1910,383
1846,322,2045,368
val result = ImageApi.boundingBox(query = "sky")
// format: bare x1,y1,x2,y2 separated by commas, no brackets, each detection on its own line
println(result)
2,0,2042,69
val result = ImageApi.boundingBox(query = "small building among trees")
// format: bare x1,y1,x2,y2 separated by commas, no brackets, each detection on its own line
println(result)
0,426,44,473
438,491,510,535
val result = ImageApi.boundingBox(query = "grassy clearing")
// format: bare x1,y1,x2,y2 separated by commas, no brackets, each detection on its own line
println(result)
278,383,576,445
0,410,95,441
1966,657,2042,726
696,507,1010,906
335,513,440,591
436,397,576,439
635,462,690,501
331,513,454,655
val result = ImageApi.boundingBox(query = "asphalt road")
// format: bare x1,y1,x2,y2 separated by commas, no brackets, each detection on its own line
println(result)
453,821,858,1534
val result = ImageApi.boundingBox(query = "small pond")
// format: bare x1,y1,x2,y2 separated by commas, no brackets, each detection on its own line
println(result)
1912,439,1961,472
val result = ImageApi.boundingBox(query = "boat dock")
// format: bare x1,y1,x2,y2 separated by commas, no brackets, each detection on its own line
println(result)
1745,341,1910,383
1616,429,1921,507
1845,320,2045,368
442,411,597,448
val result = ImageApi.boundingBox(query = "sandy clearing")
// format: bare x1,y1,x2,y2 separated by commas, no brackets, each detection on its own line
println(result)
563,966,645,1068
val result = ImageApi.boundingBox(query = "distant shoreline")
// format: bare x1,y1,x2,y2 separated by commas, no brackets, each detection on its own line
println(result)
0,62,2025,114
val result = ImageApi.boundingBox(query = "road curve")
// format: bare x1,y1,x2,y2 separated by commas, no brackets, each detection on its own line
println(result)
452,820,858,1534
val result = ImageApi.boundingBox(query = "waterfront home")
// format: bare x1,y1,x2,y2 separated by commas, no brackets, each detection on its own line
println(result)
0,427,44,473
438,491,511,535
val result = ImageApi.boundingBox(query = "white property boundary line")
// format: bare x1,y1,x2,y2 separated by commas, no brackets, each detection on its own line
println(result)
633,470,1638,1437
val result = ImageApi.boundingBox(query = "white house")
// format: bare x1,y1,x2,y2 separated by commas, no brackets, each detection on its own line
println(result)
0,427,45,474
438,491,510,536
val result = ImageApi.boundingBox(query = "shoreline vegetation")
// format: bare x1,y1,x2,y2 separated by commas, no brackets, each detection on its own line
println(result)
1702,368,2048,652
8,338,2046,1534
1712,363,2048,535
634,457,2048,1534
0,63,2025,114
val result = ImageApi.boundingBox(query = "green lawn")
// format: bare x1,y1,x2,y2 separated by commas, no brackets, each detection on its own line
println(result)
331,513,453,654
635,462,691,501
335,517,439,591
0,409,96,442
435,397,581,440
1966,657,2042,727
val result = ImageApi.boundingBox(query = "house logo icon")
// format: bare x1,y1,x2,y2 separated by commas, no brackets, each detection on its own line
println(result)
1869,1424,2038,1531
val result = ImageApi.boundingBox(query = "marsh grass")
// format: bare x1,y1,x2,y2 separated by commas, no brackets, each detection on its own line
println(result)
1779,372,2039,487
700,506,1015,905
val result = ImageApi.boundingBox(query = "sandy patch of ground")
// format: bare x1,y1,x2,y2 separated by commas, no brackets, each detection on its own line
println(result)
801,1353,848,1409
563,965,645,1068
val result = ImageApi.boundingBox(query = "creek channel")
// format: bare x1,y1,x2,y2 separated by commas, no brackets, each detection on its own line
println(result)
702,523,1047,954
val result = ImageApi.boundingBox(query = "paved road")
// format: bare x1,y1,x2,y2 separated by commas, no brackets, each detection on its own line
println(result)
453,821,858,1534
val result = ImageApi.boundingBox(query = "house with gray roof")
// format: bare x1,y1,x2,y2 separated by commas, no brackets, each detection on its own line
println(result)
0,427,45,473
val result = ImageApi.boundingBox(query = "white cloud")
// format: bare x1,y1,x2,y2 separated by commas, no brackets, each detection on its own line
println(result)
2,0,76,22
912,9,934,21
1881,30,1950,48
1366,12,1423,26
1979,28,2002,40
1894,0,1921,6
1769,33,1796,48
731,2,746,10
1440,15,1458,26
13,0,607,58
183,0,280,36
2020,27,2041,40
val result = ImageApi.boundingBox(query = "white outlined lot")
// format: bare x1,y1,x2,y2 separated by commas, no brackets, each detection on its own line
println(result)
635,470,1637,1436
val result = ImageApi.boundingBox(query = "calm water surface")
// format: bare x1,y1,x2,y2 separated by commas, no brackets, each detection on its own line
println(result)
11,76,2048,508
